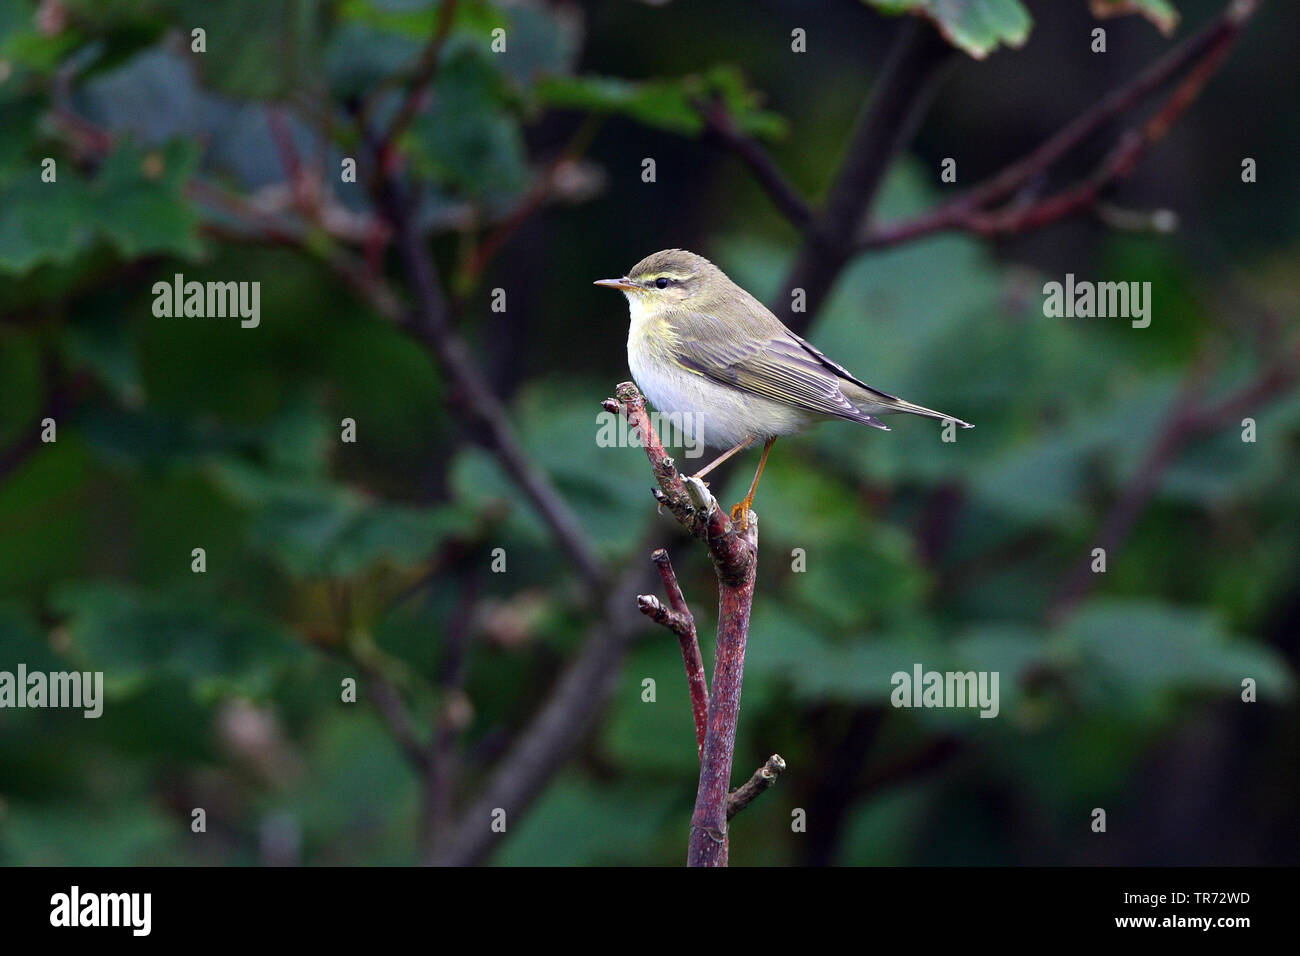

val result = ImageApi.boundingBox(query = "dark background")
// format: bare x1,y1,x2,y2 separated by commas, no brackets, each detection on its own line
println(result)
0,0,1296,865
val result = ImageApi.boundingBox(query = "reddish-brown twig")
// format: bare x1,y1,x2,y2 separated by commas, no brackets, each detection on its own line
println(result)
1050,335,1300,621
365,0,460,176
638,549,709,757
727,754,787,820
861,0,1261,248
698,98,812,229
606,382,767,867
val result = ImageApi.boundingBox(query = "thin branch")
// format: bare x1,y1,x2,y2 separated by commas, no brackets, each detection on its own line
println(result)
857,735,962,797
607,383,763,867
1050,334,1300,621
0,352,68,482
602,384,753,572
861,0,1261,248
457,115,603,293
639,548,708,757
426,554,657,866
688,520,759,866
188,179,402,319
774,17,957,333
419,568,478,858
362,665,431,772
367,0,460,173
267,107,311,213
698,99,813,229
374,173,608,597
727,754,786,820
637,594,692,638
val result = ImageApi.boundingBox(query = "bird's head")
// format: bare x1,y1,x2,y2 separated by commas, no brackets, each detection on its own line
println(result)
594,249,730,311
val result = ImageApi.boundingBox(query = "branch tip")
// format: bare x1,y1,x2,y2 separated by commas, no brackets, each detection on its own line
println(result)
727,754,787,821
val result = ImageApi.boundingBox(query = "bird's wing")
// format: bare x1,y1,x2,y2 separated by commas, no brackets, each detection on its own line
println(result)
781,328,903,405
785,328,973,427
669,309,890,430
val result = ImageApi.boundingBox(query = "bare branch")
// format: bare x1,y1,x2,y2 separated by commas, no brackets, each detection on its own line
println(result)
607,383,763,866
376,174,608,597
637,594,691,638
421,570,478,859
698,99,813,229
362,666,430,773
425,555,656,866
861,0,1261,248
727,754,786,820
774,18,957,333
367,0,460,172
641,548,709,757
1050,334,1300,621
603,384,754,576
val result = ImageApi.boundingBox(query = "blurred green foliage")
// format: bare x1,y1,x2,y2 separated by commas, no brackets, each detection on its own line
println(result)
0,0,1297,866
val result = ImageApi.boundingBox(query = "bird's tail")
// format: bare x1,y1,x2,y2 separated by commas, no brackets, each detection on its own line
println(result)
844,383,973,429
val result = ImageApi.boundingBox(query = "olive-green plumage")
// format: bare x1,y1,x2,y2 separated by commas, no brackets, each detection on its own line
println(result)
596,249,971,451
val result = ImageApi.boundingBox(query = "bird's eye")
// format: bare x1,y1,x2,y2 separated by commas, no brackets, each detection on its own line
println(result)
655,277,670,289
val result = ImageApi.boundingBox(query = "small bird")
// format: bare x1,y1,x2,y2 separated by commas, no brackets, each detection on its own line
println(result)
596,249,971,529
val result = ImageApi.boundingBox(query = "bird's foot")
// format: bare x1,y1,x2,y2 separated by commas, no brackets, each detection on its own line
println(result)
729,500,751,532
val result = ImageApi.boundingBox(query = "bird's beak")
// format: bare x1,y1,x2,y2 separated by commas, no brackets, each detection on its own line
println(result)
594,277,638,292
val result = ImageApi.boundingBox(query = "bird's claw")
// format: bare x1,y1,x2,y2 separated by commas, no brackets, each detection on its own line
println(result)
729,501,749,532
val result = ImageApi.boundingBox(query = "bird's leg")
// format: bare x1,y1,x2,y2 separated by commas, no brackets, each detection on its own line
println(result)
730,437,775,532
690,437,754,484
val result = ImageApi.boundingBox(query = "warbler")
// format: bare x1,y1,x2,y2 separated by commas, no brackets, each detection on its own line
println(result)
596,249,971,529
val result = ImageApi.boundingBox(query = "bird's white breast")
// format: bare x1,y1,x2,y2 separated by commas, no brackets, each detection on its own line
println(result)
623,292,814,452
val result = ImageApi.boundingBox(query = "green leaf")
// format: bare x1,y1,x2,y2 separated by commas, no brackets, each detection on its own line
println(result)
61,321,145,408
1,802,177,866
496,775,678,866
866,0,1033,59
747,603,942,704
449,376,649,557
209,460,472,578
1060,599,1294,701
0,601,63,672
603,642,704,775
0,140,202,275
535,65,787,140
324,21,422,97
536,74,703,134
167,0,319,99
50,581,302,696
89,141,203,258
1088,0,1179,36
279,711,419,863
0,174,90,274
969,432,1093,527
410,41,528,200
